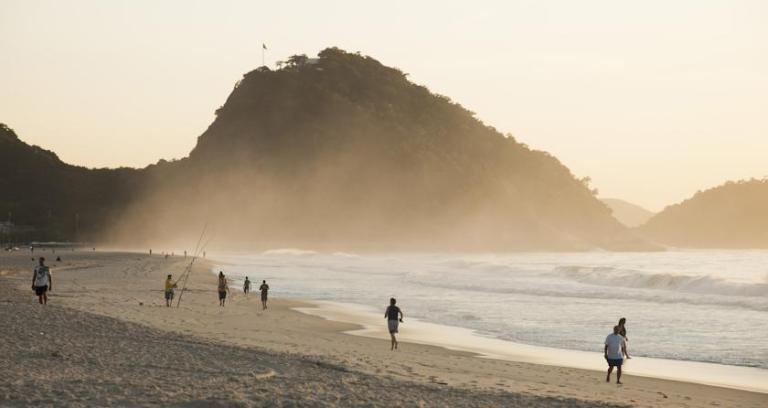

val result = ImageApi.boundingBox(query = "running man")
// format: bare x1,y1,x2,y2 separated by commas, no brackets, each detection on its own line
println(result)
605,325,628,384
32,257,52,305
217,271,229,307
259,280,269,310
384,298,404,351
164,274,177,307
243,276,251,295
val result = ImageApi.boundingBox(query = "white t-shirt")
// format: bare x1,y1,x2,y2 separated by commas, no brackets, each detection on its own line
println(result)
34,265,50,287
605,333,625,360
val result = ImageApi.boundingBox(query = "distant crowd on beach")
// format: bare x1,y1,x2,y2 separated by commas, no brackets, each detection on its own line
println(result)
27,249,635,385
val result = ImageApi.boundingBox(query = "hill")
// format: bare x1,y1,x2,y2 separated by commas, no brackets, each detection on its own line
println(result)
2,48,655,251
601,198,655,228
638,179,768,248
0,124,139,242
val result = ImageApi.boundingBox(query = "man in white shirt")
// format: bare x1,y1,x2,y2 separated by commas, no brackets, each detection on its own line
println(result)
604,325,627,384
31,257,52,305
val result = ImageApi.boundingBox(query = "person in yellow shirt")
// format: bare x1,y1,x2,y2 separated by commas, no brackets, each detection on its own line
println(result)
164,274,178,307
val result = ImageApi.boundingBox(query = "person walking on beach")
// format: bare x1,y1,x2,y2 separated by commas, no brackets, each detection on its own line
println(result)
164,274,177,307
243,277,251,295
259,280,269,310
384,298,404,351
605,325,628,384
218,271,229,307
32,257,52,305
617,317,631,359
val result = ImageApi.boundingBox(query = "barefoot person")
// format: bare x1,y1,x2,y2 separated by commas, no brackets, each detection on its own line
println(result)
164,274,177,307
31,257,52,305
217,271,229,307
243,277,251,295
259,280,269,310
605,325,628,384
384,298,404,351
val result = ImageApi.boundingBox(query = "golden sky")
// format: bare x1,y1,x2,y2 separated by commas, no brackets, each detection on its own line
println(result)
1,0,766,210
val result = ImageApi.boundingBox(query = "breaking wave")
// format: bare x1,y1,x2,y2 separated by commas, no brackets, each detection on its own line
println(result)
553,266,768,298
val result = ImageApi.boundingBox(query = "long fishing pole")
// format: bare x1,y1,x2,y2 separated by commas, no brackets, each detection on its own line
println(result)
175,222,209,308
175,222,217,308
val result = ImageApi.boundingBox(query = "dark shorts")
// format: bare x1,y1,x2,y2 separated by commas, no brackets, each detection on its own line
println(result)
607,358,623,367
34,285,48,296
388,319,399,334
261,292,268,301
164,290,174,300
218,290,227,300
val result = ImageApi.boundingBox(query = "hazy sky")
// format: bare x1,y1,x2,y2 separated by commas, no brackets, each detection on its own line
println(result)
1,0,766,210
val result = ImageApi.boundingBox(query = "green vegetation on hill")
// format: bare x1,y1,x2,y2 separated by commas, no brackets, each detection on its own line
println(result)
639,179,768,248
2,48,654,250
0,124,139,242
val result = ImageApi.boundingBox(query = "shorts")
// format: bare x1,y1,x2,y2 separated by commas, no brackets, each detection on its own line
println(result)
606,358,623,367
218,290,227,300
164,290,174,300
34,285,48,296
261,292,268,301
387,319,399,334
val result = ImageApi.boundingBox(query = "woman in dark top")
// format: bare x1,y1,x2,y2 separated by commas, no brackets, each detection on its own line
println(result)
384,298,404,351
618,317,627,339
618,317,631,359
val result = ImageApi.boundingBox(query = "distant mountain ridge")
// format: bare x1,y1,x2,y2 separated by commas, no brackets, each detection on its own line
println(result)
1,48,654,251
638,179,768,248
601,198,655,228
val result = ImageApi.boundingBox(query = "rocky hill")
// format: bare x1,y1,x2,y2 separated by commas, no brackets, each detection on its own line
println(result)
2,48,654,251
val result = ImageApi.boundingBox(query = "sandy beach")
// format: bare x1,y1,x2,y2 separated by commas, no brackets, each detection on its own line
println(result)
1,250,765,407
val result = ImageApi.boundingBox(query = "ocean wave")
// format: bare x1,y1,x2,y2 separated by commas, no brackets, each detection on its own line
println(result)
403,273,768,312
331,252,361,258
261,248,318,256
553,266,768,298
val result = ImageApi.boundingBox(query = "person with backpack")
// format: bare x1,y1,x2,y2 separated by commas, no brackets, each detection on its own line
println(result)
31,257,52,305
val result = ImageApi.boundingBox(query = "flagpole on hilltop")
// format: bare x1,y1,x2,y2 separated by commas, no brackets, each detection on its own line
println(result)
262,43,267,67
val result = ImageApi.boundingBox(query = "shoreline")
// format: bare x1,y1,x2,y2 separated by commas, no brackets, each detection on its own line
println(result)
3,250,766,407
290,299,768,394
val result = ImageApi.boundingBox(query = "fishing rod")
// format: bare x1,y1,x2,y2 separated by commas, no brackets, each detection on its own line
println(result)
175,222,213,308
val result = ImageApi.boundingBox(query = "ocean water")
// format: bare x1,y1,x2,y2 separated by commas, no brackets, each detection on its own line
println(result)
216,250,768,374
